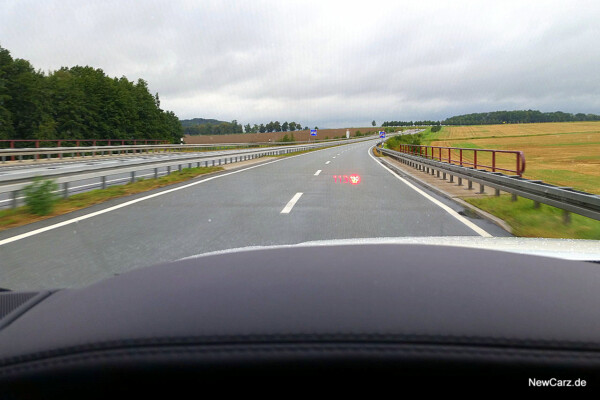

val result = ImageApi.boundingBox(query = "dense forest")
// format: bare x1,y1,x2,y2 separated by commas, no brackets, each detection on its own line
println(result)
383,110,600,127
0,46,182,144
183,119,309,135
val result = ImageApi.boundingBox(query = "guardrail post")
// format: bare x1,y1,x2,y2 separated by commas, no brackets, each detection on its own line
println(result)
154,168,159,179
212,160,215,166
188,163,192,169
1,156,4,163
443,172,446,180
11,190,18,209
101,176,107,189
495,189,500,196
563,210,571,225
534,201,540,209
468,180,472,190
458,177,462,186
63,182,69,199
178,164,182,172
130,171,135,183
511,193,517,201
167,166,171,175
449,175,454,183
436,170,440,178
479,184,485,194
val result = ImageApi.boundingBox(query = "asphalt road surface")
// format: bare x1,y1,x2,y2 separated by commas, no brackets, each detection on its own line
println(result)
0,138,509,290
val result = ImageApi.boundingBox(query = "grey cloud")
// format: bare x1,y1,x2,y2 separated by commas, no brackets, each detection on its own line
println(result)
1,0,599,127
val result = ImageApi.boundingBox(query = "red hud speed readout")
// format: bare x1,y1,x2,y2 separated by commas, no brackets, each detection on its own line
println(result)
333,175,361,185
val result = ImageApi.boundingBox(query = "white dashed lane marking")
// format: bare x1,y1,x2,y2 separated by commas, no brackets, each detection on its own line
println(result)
281,192,303,214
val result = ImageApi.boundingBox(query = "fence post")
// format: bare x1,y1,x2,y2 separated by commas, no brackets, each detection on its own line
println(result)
563,210,571,225
11,190,18,209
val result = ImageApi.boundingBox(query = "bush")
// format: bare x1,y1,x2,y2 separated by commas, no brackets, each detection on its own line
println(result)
23,178,59,215
431,125,441,132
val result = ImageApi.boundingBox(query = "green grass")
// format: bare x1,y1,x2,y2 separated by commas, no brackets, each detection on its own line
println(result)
420,126,443,144
464,195,600,239
0,166,223,232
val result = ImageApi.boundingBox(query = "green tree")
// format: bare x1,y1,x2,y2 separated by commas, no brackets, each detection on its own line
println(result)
372,120,376,126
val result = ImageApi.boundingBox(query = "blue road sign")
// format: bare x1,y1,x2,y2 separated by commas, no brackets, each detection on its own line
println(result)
310,129,317,136
379,131,386,138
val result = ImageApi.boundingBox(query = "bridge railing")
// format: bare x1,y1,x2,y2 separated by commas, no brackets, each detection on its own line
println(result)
394,144,526,177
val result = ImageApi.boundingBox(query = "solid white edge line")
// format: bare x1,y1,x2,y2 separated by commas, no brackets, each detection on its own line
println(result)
0,150,324,246
314,170,322,176
280,192,303,214
367,145,492,237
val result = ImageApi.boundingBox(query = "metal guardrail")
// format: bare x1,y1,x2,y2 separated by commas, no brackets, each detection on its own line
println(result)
0,138,376,208
0,135,379,163
377,145,600,221
392,144,525,177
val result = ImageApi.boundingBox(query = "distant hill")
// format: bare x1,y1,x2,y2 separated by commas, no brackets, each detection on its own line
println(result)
442,110,600,125
179,118,227,128
383,110,600,127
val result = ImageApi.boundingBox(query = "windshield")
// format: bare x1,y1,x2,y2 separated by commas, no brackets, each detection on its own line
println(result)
0,0,599,291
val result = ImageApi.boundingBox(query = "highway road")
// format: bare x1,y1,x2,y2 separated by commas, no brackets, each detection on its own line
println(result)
0,138,509,290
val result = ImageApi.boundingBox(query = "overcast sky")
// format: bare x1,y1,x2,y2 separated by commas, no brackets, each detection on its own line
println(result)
2,0,599,128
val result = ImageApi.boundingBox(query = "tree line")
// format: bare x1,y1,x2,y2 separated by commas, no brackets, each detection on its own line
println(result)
382,110,600,127
382,120,440,127
184,120,310,135
0,46,182,144
442,110,600,125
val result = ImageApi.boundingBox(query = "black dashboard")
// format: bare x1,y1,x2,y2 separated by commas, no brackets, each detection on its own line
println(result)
1,243,599,395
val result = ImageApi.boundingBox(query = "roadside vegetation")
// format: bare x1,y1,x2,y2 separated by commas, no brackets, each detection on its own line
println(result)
464,195,600,239
0,166,223,232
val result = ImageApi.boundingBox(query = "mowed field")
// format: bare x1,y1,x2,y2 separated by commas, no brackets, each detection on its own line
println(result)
184,128,377,144
429,122,600,194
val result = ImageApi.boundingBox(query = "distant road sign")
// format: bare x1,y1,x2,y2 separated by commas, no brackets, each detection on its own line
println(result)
310,129,317,136
379,131,386,138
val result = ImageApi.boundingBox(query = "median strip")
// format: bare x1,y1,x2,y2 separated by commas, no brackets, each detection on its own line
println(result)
0,166,223,233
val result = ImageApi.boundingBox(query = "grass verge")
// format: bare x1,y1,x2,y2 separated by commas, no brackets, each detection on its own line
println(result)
464,195,600,239
0,166,223,232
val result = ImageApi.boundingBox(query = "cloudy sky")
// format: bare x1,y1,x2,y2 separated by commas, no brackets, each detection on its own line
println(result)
2,0,599,128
